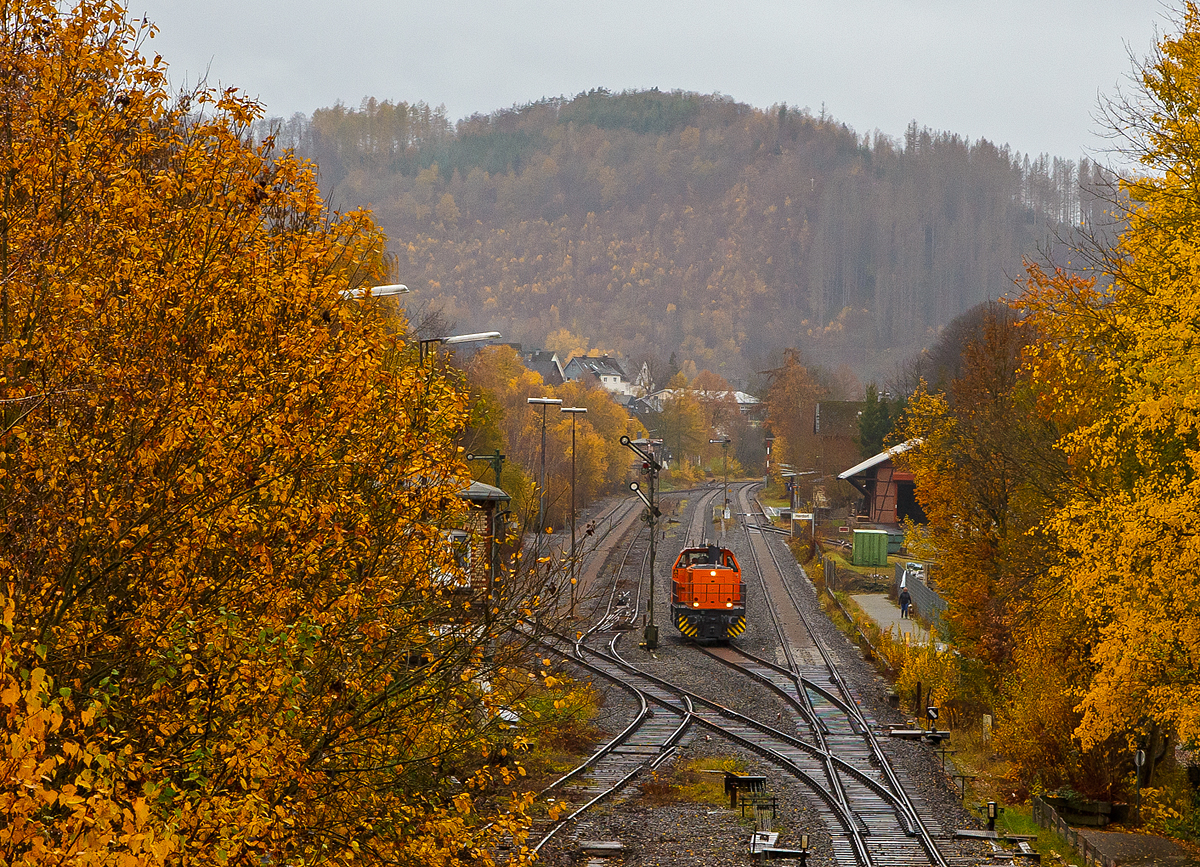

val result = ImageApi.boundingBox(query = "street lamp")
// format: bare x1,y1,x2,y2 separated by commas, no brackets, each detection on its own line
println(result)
419,331,502,362
710,437,731,520
340,283,411,299
561,406,587,614
527,397,563,567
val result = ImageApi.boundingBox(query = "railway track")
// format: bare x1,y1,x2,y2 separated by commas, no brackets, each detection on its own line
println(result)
734,483,949,867
530,629,692,855
522,482,970,866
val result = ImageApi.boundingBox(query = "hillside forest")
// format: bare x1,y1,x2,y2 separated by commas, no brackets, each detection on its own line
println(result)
258,90,1114,386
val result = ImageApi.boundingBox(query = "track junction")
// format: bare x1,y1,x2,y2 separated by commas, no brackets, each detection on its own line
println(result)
522,483,991,867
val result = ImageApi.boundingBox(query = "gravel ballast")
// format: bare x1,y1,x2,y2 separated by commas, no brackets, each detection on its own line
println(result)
537,487,993,866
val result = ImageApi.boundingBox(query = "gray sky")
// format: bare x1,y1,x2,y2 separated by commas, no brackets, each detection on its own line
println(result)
131,1,1168,161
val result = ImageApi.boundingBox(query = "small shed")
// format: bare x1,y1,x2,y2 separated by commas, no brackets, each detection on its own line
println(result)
852,529,889,567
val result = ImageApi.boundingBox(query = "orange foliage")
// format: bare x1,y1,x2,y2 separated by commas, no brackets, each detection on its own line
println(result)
0,4,544,863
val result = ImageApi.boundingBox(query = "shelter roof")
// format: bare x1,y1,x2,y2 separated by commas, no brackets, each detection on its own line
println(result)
837,439,921,480
457,480,511,503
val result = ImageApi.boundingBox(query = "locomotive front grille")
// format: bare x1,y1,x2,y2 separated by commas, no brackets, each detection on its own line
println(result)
674,609,746,640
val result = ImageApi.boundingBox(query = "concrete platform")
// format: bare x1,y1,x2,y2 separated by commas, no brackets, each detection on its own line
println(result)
850,592,929,645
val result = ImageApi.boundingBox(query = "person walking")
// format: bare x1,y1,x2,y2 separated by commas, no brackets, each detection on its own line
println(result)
898,587,911,619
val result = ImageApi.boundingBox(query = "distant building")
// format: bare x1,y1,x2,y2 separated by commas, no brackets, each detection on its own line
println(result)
642,388,762,417
562,354,652,399
522,349,565,386
837,440,926,528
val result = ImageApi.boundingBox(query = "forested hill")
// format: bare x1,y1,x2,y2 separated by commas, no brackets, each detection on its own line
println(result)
263,90,1110,386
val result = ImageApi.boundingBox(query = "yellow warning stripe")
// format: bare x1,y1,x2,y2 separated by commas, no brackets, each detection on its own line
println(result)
727,617,747,637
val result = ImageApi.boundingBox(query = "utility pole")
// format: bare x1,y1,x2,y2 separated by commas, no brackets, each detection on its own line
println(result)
622,435,662,649
561,407,587,615
527,397,562,568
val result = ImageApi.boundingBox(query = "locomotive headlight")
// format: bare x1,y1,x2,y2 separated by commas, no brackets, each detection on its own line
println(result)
693,601,700,608
726,602,733,608
710,570,717,576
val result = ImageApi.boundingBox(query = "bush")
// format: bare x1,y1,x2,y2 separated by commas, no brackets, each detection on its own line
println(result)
1141,769,1200,840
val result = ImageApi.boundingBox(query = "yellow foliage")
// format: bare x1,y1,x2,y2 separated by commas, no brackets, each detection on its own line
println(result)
1013,1,1200,781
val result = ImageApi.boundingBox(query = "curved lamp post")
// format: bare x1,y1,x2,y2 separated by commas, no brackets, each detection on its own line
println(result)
419,331,502,362
340,283,411,299
561,406,587,614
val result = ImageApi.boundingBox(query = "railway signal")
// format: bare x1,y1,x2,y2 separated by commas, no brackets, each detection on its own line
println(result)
465,449,505,487
621,435,662,649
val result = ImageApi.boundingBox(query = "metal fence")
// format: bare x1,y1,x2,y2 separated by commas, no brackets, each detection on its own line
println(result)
1032,796,1116,867
894,563,946,629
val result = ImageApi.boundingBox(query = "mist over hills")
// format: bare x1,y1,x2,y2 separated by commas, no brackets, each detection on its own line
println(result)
263,89,1112,390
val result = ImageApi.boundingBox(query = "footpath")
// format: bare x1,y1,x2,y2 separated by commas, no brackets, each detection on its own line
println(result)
850,591,1200,867
850,592,929,645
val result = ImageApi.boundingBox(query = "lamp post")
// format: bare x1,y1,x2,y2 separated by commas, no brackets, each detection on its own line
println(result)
527,397,563,569
419,331,502,362
710,437,731,520
340,283,411,299
561,406,587,614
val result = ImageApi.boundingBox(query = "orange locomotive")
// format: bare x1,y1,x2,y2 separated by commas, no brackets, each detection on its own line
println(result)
670,543,746,640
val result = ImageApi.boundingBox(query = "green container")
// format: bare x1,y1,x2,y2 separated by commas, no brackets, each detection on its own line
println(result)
852,529,889,567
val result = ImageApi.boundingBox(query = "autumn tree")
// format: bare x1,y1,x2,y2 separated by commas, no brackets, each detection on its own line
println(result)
899,305,1067,667
896,7,1200,801
762,350,824,476
898,300,1122,791
0,4,551,863
657,382,707,481
1013,2,1200,791
462,346,633,529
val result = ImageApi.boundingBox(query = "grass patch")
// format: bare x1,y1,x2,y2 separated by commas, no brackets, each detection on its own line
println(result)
640,755,747,805
996,804,1083,866
677,756,748,806
759,478,789,507
518,677,606,785
946,724,1017,806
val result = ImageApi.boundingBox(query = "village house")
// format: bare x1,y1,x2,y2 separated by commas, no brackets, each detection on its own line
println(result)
562,354,653,401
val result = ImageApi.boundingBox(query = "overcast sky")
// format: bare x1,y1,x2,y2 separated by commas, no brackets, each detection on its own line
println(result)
131,1,1168,162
